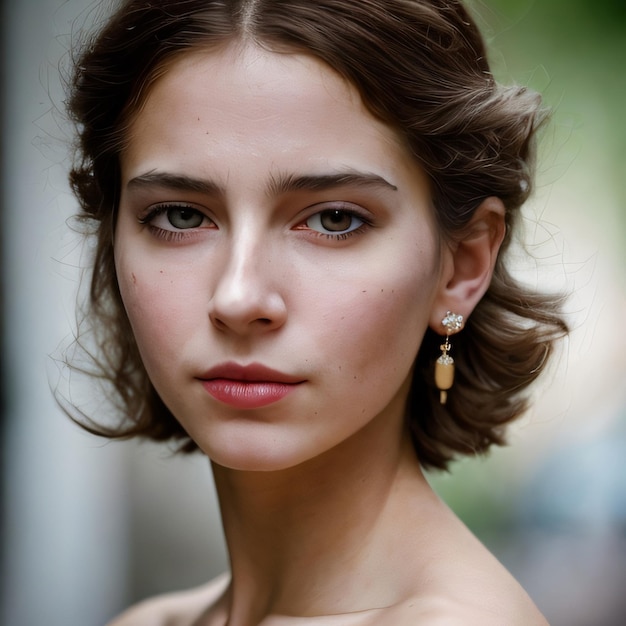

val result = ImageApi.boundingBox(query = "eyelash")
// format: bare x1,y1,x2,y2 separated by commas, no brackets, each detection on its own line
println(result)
137,203,373,242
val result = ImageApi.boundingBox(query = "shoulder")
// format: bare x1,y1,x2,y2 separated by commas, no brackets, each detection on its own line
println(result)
106,573,229,626
393,506,550,625
408,571,550,625
383,595,549,626
428,602,549,626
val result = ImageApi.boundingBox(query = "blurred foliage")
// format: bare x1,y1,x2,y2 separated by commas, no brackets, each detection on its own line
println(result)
477,0,626,234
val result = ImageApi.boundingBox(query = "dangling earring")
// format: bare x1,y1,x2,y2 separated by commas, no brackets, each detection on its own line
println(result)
435,311,464,404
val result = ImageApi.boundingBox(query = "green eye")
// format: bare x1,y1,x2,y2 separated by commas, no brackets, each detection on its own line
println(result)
140,204,214,233
166,207,205,229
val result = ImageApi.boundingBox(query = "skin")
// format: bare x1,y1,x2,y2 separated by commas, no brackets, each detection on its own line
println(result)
110,42,545,625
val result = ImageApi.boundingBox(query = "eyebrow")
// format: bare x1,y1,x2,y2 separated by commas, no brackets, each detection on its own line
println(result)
125,169,398,196
126,171,224,195
266,170,398,195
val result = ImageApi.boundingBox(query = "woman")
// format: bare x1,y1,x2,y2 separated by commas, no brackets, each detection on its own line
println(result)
64,0,567,623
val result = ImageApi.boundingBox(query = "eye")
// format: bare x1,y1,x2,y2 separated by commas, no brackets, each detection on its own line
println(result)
140,204,214,231
305,209,365,235
164,206,205,229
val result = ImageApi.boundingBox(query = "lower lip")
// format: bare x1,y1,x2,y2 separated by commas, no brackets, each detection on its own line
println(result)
201,379,299,409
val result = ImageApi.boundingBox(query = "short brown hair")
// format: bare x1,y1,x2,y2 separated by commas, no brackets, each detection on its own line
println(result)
64,0,567,470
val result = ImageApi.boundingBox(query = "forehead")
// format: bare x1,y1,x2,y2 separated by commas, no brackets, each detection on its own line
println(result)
120,42,421,193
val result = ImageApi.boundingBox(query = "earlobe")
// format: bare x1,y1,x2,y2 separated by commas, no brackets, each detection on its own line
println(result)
430,197,506,330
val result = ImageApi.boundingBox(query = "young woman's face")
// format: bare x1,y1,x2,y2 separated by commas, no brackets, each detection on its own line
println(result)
115,43,447,471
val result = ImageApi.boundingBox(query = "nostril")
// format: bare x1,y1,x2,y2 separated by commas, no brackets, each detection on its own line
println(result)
210,314,277,332
208,291,287,334
211,316,228,331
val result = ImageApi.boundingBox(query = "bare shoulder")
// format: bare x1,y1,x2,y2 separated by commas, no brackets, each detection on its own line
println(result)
390,502,550,625
374,530,550,625
399,565,550,625
383,593,549,626
106,573,230,626
428,599,549,626
430,601,549,626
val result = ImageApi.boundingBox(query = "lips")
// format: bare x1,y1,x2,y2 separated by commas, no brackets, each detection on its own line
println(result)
199,362,304,409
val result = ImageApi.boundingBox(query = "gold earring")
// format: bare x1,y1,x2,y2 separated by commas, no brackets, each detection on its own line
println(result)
435,311,464,404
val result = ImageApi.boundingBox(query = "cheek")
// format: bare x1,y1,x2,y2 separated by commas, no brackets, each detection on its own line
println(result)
114,251,203,364
311,247,439,383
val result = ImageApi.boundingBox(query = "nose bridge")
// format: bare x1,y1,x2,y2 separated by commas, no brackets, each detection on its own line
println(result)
209,216,285,333
223,220,263,290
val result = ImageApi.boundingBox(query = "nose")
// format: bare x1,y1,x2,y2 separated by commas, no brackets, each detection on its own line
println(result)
208,232,287,336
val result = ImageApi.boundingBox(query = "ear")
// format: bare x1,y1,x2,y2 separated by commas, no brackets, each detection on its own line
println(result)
429,197,506,333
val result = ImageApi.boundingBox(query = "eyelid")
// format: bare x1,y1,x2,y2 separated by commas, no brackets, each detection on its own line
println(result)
298,200,373,222
137,201,203,221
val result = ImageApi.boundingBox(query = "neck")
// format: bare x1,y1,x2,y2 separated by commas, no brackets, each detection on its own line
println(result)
211,408,440,624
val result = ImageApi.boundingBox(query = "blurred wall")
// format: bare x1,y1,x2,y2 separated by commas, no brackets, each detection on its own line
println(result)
0,1,129,624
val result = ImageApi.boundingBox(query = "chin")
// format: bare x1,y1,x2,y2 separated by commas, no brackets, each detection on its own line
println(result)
194,424,324,473
207,448,314,474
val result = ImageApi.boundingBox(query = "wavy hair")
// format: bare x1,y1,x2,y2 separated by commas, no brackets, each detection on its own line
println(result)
64,0,568,470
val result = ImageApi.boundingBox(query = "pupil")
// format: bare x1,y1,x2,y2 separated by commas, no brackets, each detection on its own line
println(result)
168,208,203,229
321,210,351,232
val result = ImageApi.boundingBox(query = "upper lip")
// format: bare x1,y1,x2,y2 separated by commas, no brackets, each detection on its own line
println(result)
199,362,305,384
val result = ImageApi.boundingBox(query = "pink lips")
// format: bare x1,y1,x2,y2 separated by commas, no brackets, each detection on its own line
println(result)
199,362,304,409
